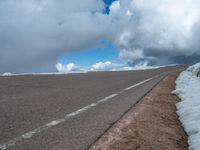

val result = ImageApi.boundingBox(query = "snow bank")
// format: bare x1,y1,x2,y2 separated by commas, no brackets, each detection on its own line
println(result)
174,63,200,150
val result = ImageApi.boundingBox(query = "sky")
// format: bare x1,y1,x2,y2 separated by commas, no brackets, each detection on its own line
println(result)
0,0,200,73
58,42,118,66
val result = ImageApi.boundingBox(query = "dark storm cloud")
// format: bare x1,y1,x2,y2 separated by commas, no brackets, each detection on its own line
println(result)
113,0,200,66
0,0,115,73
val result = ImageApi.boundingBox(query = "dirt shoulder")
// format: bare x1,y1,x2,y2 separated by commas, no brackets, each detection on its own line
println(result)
89,73,188,150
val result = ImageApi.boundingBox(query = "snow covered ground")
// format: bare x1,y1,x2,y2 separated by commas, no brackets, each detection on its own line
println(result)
173,63,200,150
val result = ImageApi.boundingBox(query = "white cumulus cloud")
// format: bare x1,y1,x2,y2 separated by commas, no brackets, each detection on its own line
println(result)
89,60,155,71
53,60,162,73
56,63,78,73
90,61,122,71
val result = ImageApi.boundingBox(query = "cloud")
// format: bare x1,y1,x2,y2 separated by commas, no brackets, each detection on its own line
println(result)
0,0,115,73
56,61,124,72
56,63,78,73
90,61,124,71
1,0,200,73
111,0,200,65
56,61,125,72
55,61,158,73
56,61,123,72
109,1,120,14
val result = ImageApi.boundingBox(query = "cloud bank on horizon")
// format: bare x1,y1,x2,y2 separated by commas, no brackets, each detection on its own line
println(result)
0,0,200,73
55,61,156,73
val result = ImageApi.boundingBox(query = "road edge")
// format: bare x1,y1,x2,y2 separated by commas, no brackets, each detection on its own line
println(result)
89,72,188,150
88,74,165,149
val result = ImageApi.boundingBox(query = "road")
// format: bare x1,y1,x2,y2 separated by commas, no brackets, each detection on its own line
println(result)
0,65,186,150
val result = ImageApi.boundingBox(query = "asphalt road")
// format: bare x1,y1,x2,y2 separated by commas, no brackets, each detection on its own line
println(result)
0,65,186,150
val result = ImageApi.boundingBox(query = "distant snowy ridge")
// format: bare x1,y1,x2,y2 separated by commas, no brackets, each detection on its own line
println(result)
174,63,200,150
1,72,67,77
1,64,178,76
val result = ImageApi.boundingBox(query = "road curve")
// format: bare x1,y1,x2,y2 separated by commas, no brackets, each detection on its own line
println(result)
0,65,186,150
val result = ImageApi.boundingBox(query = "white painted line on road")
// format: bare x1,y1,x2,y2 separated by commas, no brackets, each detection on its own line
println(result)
125,77,154,91
0,76,156,150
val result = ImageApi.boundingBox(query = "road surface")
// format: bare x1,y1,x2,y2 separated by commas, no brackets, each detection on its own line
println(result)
0,65,186,150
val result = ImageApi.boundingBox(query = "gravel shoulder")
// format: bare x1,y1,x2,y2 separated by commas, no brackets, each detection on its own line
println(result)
89,72,188,150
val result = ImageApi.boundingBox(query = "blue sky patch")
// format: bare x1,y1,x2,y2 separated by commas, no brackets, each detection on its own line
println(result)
58,0,117,67
58,41,120,66
103,0,116,14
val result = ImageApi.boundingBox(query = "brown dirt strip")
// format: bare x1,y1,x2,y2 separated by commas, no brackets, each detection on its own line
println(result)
89,73,188,150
